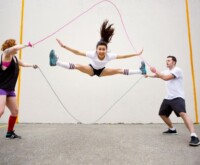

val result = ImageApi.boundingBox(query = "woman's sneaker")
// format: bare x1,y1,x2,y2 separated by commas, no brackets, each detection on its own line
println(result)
189,136,200,146
49,49,58,66
6,131,21,139
162,129,178,135
140,61,147,75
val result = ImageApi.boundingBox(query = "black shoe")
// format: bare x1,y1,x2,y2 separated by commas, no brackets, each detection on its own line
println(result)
6,131,21,139
189,136,200,146
162,129,178,135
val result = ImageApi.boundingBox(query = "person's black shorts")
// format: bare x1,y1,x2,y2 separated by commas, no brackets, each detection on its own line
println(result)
159,97,186,117
89,64,105,77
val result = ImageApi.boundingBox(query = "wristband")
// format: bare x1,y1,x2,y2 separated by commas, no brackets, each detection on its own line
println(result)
27,41,33,47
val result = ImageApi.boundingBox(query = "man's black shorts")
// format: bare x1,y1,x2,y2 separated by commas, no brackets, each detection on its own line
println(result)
159,97,186,117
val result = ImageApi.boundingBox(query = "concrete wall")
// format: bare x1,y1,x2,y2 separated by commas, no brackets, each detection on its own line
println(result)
0,0,199,123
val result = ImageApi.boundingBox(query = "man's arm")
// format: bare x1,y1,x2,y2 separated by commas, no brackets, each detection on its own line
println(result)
146,66,175,80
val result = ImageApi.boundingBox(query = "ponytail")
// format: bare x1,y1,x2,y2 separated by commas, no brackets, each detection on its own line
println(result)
96,20,114,48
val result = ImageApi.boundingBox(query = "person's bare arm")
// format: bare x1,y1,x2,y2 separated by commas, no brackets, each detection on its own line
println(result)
4,44,28,57
18,58,38,69
116,49,143,59
148,66,175,80
56,38,86,56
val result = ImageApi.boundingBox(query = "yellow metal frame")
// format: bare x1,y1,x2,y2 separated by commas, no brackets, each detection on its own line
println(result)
185,0,199,123
16,0,25,123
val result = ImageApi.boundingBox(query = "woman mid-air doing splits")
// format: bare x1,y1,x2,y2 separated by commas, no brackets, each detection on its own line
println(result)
49,20,146,77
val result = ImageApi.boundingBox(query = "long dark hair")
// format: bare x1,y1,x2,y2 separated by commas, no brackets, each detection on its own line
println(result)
96,20,115,48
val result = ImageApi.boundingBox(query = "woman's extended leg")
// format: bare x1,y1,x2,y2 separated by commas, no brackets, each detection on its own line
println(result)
100,68,141,76
56,61,94,76
49,50,94,76
100,61,146,77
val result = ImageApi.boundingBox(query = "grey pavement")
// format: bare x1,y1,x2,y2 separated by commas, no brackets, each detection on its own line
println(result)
0,123,199,165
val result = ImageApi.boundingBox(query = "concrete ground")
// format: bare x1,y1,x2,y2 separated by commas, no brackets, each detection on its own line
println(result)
0,123,199,165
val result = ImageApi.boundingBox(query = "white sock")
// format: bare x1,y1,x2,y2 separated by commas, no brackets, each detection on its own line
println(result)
169,127,176,131
124,69,142,75
56,60,75,69
191,133,197,137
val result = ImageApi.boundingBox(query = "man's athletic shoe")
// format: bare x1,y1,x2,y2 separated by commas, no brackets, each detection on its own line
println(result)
49,49,58,66
162,129,178,135
140,61,147,75
6,131,21,139
189,136,200,146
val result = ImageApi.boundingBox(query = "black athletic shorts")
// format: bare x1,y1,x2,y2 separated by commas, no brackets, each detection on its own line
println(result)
89,64,105,77
159,97,186,117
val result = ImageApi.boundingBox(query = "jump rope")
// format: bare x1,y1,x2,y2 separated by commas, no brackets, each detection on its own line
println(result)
29,0,152,123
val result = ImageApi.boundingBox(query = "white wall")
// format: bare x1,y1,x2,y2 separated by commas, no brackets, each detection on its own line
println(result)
0,0,199,123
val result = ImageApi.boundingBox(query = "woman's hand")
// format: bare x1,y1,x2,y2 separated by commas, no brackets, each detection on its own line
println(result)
137,49,143,56
33,65,38,69
56,38,65,48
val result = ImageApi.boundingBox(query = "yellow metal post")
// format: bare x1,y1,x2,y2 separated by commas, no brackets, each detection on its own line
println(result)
16,0,25,123
185,0,199,123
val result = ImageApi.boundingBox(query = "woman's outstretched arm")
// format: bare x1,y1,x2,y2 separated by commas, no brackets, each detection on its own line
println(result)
56,39,86,56
4,44,29,56
116,49,143,59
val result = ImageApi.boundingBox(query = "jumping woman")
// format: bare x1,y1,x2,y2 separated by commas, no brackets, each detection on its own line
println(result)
49,20,146,77
0,39,38,139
